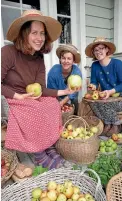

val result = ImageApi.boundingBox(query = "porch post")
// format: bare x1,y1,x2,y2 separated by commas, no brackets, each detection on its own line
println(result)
79,0,87,99
114,0,122,52
1,19,4,47
40,0,58,84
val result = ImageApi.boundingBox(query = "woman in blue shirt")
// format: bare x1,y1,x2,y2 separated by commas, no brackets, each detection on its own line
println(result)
47,44,82,114
85,37,122,136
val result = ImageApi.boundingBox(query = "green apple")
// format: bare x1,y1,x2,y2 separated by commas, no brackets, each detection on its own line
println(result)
85,193,93,200
111,142,117,150
105,140,113,147
26,83,42,97
32,187,42,199
100,141,105,147
112,93,120,97
90,126,98,134
100,147,106,153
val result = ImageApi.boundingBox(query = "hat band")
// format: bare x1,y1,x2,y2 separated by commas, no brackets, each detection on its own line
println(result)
24,13,43,17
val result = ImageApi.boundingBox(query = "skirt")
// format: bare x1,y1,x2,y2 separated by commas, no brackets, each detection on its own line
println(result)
5,97,62,153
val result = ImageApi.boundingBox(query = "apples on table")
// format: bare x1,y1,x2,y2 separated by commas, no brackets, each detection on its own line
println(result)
31,180,95,201
99,139,118,153
112,133,122,141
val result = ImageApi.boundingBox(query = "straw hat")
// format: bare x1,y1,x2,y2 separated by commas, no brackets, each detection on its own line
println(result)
85,37,116,58
7,9,62,42
56,44,81,64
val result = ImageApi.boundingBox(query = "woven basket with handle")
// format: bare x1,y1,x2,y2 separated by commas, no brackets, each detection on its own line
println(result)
1,148,18,187
1,168,107,201
106,172,122,201
56,115,101,164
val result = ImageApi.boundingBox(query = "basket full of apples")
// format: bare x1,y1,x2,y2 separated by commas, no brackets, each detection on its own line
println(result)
1,148,18,187
1,168,107,201
56,116,101,164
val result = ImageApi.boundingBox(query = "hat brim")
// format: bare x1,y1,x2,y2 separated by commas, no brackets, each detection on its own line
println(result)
85,41,116,58
7,15,62,42
56,45,81,64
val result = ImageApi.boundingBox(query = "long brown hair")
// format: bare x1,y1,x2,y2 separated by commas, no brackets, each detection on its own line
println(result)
14,21,52,55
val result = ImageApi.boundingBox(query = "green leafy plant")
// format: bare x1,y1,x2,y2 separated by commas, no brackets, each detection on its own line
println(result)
32,165,48,177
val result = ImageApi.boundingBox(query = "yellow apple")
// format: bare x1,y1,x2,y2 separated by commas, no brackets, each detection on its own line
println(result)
47,181,57,190
67,124,73,131
40,197,50,201
47,190,57,201
57,184,65,193
61,131,69,138
57,193,67,201
63,186,74,198
26,83,42,97
71,193,80,201
73,186,80,194
40,191,48,198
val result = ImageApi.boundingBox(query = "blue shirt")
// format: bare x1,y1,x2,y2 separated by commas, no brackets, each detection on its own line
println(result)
91,58,122,92
47,64,82,100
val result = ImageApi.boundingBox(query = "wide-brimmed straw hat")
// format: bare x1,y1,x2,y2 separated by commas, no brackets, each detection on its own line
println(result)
56,44,81,64
85,37,116,58
7,9,62,42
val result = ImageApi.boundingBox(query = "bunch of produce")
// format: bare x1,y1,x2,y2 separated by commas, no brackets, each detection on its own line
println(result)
67,75,82,90
1,158,11,177
31,180,95,201
84,84,120,100
111,133,122,142
99,139,117,153
61,124,98,140
13,163,33,179
61,104,74,113
88,154,121,186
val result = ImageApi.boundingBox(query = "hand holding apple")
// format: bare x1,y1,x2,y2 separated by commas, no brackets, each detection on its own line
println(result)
26,83,42,97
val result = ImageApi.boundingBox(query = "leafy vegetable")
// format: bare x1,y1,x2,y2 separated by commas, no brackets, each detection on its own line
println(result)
32,165,48,176
88,154,121,187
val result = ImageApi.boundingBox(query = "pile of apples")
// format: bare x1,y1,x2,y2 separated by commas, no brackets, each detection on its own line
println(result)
111,133,122,142
99,139,117,153
31,180,95,201
84,84,120,100
1,158,11,177
61,104,73,113
61,124,98,140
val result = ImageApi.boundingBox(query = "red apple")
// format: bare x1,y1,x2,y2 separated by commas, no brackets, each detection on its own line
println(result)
84,93,92,99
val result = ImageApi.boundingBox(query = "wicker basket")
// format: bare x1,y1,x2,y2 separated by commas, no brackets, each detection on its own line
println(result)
1,149,18,187
56,115,100,164
106,172,122,201
1,168,107,201
62,104,75,125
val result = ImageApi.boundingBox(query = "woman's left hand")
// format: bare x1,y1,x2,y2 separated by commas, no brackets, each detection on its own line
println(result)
101,89,116,99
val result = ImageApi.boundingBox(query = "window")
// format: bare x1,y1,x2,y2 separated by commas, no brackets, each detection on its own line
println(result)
57,0,71,44
1,0,40,42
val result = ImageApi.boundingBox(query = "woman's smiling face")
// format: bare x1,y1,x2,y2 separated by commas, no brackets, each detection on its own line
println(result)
93,44,109,61
28,21,45,55
60,52,74,70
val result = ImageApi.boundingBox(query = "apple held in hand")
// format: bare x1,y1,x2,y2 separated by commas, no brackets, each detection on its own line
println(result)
26,83,42,97
99,91,106,99
67,75,82,90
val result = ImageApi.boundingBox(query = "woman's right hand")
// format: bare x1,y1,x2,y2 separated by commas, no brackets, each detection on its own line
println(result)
87,83,96,91
13,92,41,100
